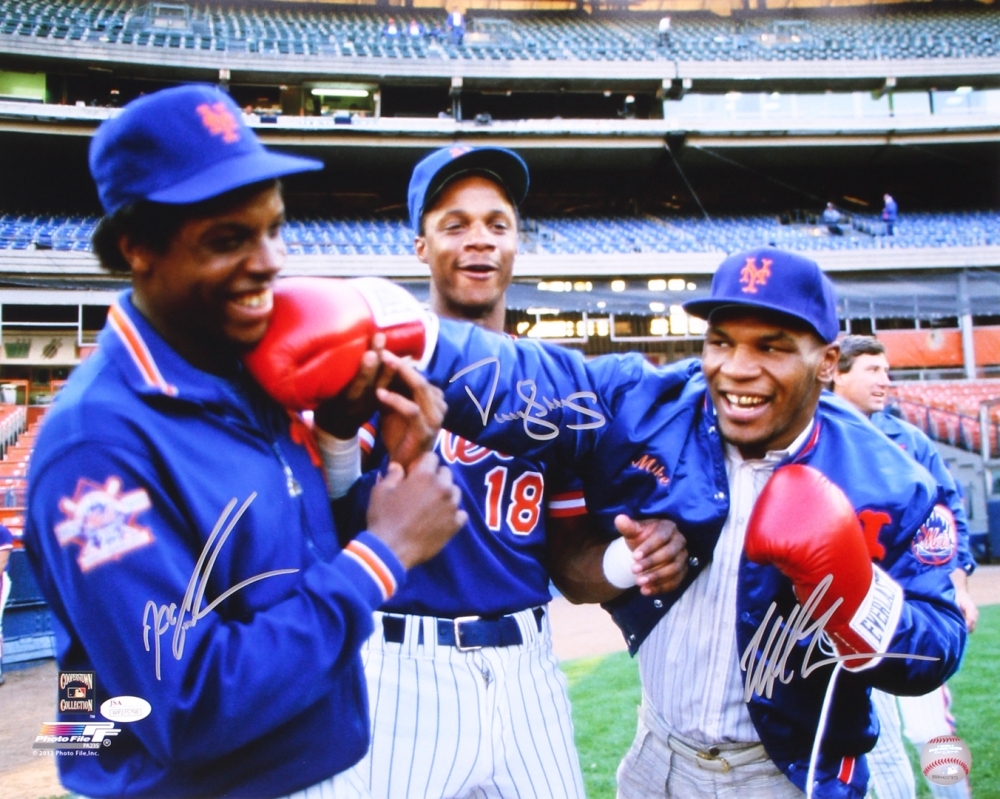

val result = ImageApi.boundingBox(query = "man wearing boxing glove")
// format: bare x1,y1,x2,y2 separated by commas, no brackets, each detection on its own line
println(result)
252,145,689,799
247,246,966,797
23,84,466,799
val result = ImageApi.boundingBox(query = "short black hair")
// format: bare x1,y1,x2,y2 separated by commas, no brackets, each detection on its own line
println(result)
91,179,281,273
837,334,886,373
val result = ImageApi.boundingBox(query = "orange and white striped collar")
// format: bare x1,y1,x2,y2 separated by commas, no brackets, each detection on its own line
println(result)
106,297,179,397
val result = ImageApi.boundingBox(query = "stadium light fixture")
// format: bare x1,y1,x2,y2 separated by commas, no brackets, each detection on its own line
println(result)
686,282,697,290
611,280,627,292
667,278,686,291
649,301,666,312
669,305,688,335
648,279,667,291
311,88,370,98
956,86,973,94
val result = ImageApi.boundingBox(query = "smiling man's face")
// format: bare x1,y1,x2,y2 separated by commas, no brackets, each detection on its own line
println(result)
701,308,839,460
833,352,891,416
416,173,517,325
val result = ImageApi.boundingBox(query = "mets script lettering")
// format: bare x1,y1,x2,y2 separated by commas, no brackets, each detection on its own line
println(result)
739,574,937,702
142,493,299,680
449,357,606,441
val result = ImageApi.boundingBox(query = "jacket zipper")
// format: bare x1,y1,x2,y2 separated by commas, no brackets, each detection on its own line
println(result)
272,441,303,498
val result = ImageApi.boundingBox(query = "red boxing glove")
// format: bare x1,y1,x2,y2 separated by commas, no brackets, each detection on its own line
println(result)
744,464,903,671
244,277,430,410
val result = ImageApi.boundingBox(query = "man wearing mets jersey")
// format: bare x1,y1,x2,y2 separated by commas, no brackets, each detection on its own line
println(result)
317,145,688,799
23,84,465,799
248,243,967,795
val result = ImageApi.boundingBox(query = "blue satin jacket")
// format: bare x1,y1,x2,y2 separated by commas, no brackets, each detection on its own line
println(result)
424,318,966,799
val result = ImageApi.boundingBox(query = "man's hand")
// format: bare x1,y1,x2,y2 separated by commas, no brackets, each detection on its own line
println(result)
367,452,467,570
951,569,979,633
313,334,395,439
548,513,688,604
377,353,447,472
615,514,688,596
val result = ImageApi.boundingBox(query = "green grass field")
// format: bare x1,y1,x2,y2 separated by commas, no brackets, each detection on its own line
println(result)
565,604,998,799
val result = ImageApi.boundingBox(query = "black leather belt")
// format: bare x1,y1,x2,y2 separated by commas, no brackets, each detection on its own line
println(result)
381,607,545,651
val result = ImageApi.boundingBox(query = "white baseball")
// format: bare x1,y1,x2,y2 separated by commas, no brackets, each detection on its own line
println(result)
919,736,971,786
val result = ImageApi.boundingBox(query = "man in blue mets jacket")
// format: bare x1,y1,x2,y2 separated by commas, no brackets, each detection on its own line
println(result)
24,84,464,799
249,248,966,798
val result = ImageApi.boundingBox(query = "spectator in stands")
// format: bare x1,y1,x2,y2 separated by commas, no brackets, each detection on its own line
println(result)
833,334,976,799
658,15,671,48
882,193,898,235
447,7,465,45
23,83,464,799
382,16,399,39
821,202,843,235
407,18,425,40
0,522,12,686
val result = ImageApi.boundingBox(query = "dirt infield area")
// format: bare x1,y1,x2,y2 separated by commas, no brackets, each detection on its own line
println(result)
3,566,998,799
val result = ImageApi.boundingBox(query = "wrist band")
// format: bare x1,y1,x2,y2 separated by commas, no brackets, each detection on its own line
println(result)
602,536,638,590
315,428,361,499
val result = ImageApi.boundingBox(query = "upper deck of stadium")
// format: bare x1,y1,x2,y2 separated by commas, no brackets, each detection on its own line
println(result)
2,1,999,84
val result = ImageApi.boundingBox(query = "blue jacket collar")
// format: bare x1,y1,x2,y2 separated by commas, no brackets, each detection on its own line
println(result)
100,290,249,407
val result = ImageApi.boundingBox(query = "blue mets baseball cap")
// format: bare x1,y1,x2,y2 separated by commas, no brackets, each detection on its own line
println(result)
408,144,529,233
90,84,323,216
682,247,840,343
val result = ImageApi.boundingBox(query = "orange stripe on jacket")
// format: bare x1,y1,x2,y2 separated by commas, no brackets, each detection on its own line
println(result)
108,304,177,396
344,540,397,601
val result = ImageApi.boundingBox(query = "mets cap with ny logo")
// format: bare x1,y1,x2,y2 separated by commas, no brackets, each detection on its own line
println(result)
89,83,323,216
683,247,840,343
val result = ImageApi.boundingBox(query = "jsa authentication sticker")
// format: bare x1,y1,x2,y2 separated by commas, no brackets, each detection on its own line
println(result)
101,696,152,723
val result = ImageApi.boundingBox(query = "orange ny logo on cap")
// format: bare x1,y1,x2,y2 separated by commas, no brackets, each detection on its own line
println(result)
449,145,471,158
739,256,772,294
196,102,241,143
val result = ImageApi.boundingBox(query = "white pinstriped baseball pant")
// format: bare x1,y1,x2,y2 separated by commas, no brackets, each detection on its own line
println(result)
348,606,585,799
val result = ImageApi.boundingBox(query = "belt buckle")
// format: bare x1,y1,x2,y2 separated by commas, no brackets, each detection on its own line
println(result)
696,747,731,774
452,615,482,651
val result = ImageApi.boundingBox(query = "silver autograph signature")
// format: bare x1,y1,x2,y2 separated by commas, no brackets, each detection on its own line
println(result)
449,357,606,441
142,493,299,680
739,574,938,702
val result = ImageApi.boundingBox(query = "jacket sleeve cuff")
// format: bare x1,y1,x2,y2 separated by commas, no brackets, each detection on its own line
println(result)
335,531,406,607
842,563,904,673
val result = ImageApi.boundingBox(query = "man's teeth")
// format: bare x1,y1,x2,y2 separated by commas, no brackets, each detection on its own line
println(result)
726,394,765,407
236,291,270,308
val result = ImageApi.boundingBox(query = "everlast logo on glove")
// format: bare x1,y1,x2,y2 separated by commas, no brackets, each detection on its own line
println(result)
850,564,904,660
